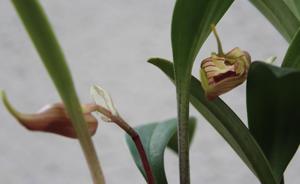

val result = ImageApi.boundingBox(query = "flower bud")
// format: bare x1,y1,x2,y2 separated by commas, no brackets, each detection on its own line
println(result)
90,85,119,122
200,25,251,100
1,91,98,138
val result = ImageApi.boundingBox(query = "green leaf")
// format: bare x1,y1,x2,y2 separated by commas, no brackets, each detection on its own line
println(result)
11,1,104,183
284,0,300,21
171,1,233,181
171,0,234,69
247,62,300,183
282,28,300,68
149,58,278,184
126,118,197,184
250,0,300,42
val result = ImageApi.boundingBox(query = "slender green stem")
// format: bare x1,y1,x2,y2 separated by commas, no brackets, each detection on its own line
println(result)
176,80,190,184
211,24,224,56
10,1,104,183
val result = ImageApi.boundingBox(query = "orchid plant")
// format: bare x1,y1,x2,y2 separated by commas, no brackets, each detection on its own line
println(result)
1,0,300,184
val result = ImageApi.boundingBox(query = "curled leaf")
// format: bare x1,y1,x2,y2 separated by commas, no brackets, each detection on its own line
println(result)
1,91,98,138
90,85,119,122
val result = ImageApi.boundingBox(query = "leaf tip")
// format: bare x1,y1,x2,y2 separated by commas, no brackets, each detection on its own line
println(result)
147,58,160,64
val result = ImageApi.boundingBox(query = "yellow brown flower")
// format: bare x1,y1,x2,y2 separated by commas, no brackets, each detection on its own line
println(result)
200,25,251,100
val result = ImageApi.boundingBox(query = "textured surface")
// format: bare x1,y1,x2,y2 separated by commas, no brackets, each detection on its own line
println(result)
0,0,298,184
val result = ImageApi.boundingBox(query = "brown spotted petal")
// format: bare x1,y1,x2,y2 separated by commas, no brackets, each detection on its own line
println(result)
200,49,250,100
1,91,98,138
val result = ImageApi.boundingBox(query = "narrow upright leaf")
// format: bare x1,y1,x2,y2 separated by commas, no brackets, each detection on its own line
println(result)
149,58,277,184
284,0,300,21
282,28,300,69
172,0,234,69
171,1,233,182
11,1,104,183
250,0,300,42
126,118,197,184
247,62,300,183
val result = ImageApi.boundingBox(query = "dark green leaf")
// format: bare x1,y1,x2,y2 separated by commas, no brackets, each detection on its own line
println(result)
171,1,233,181
149,58,277,184
172,0,234,71
284,0,300,21
11,1,104,182
250,0,300,42
282,28,300,68
126,118,197,184
247,62,300,183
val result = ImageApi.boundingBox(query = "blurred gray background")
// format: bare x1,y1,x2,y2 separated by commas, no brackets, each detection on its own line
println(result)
0,0,299,183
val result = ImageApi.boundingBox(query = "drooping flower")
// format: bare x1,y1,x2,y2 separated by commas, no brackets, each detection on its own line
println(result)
200,25,251,100
1,91,98,138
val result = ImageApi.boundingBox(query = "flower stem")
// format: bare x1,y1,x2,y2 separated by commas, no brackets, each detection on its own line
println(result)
211,24,224,56
92,105,155,184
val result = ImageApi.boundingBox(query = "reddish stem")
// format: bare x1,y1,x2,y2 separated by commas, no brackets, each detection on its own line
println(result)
128,130,155,184
92,104,155,184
